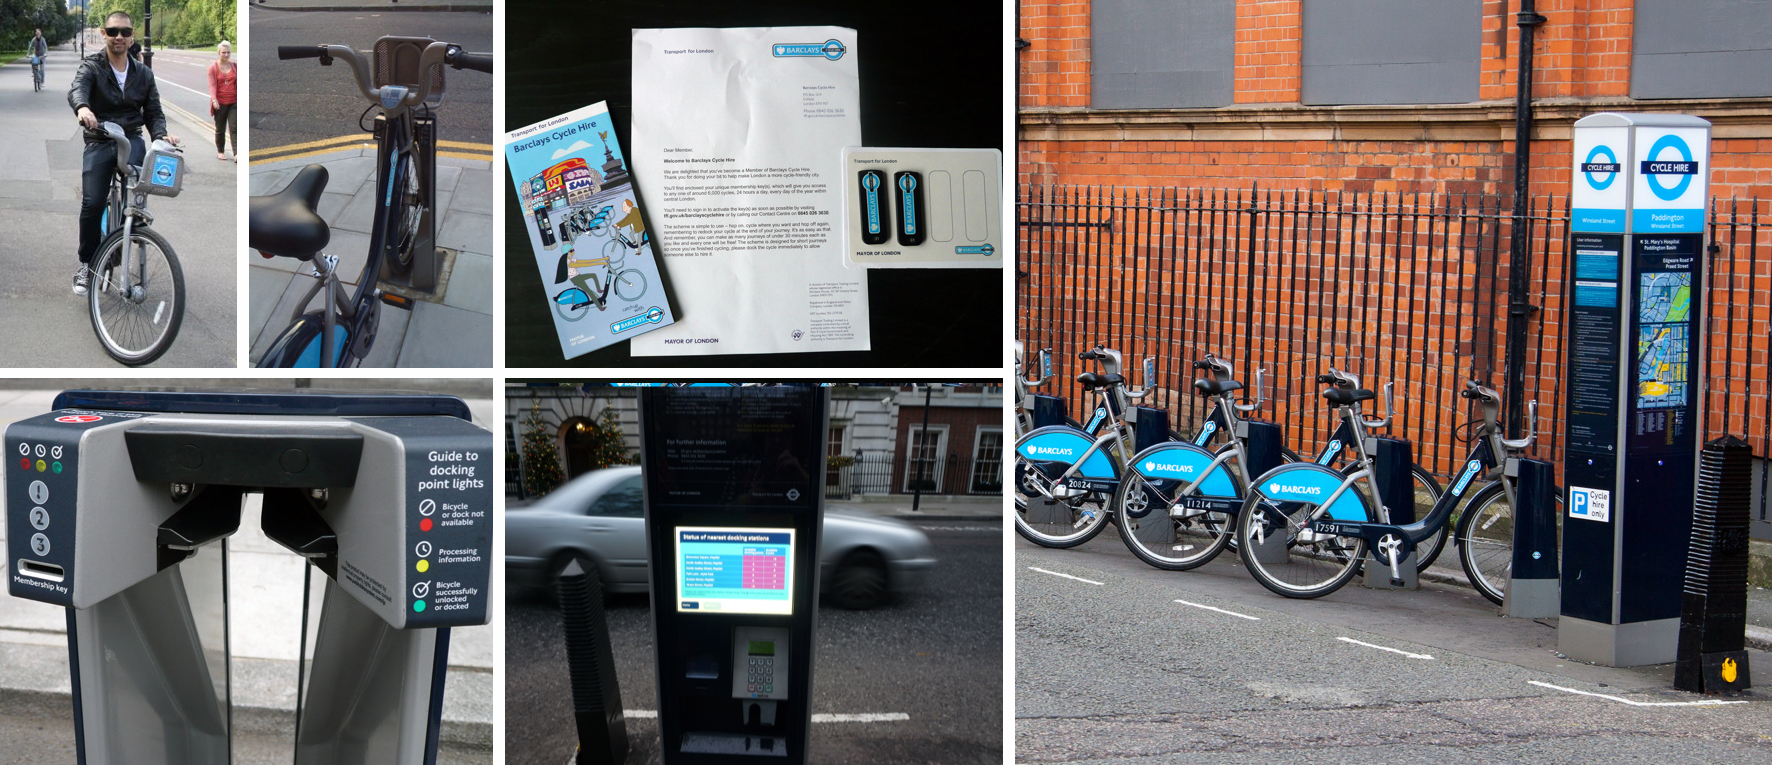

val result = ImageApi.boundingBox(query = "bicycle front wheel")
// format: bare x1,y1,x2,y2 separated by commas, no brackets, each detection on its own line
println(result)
613,269,646,301
88,225,185,366
1235,466,1372,598
1013,457,1113,548
1454,481,1562,605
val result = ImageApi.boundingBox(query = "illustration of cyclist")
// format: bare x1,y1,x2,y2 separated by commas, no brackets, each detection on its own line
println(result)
68,11,178,295
564,198,644,307
29,29,47,90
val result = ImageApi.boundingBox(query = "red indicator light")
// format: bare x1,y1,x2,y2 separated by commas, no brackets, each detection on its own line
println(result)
17,457,28,470
420,518,433,532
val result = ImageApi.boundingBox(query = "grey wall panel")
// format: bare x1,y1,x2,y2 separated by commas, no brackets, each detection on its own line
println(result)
1091,0,1235,109
1634,0,1772,98
1301,0,1480,105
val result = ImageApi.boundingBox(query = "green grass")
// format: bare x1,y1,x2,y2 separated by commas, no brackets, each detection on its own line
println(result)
0,50,23,67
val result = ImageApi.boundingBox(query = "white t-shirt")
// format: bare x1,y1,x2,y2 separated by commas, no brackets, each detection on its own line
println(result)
111,62,128,91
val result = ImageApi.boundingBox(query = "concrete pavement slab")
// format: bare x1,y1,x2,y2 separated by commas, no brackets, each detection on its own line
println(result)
397,301,492,367
443,251,494,314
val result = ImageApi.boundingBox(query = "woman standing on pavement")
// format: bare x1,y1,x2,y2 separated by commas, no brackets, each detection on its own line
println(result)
209,40,238,161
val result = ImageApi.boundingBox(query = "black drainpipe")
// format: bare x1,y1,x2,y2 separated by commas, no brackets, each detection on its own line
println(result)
1503,0,1547,438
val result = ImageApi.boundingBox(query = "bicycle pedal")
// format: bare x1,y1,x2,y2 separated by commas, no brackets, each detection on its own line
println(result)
379,292,415,310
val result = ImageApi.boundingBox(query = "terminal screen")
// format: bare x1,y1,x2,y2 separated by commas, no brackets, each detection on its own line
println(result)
674,527,795,615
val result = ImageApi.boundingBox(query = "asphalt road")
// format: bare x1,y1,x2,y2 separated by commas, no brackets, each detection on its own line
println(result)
504,520,1005,764
0,710,489,764
248,9,493,153
0,44,236,367
1016,532,1772,763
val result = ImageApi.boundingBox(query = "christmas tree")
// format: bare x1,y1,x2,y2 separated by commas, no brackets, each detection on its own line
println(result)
585,406,635,468
520,397,565,498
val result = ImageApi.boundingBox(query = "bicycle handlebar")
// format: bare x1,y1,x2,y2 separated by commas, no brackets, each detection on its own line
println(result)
449,49,494,73
280,41,488,115
1360,382,1396,430
277,45,327,60
1233,369,1268,414
1499,400,1539,452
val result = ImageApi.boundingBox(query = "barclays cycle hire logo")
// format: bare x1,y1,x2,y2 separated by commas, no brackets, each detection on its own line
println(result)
1581,145,1620,190
1143,459,1197,475
1268,481,1323,496
1641,134,1699,201
1024,445,1076,457
773,39,846,60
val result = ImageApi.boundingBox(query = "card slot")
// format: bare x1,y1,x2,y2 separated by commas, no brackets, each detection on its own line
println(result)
930,171,955,242
963,170,988,242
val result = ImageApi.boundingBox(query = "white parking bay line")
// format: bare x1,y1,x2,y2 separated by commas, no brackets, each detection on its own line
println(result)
623,710,910,722
1337,636,1433,660
812,713,911,723
1174,598,1260,621
1027,566,1104,585
1528,680,1748,707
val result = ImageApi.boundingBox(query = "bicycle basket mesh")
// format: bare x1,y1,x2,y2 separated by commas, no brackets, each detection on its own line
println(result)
373,36,445,97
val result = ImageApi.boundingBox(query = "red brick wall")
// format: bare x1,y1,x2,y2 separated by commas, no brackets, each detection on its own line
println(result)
1019,0,1092,109
891,408,1001,493
1233,1,1301,104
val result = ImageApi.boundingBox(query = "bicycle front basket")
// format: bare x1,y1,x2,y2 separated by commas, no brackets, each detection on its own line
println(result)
140,142,184,198
374,35,446,104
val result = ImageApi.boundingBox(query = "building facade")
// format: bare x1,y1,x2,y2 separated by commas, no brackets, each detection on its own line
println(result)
504,384,1004,499
1020,0,1772,200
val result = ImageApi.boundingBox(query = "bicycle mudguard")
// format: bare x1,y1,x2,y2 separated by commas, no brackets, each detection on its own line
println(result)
1015,425,1117,480
1126,441,1237,497
1248,462,1372,522
258,312,349,368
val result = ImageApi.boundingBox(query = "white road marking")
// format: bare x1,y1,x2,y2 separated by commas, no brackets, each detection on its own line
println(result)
624,710,909,722
1337,636,1434,660
1027,566,1103,585
1528,680,1748,707
1174,598,1260,621
156,76,209,100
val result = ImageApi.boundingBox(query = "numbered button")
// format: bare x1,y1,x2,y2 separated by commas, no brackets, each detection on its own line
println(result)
30,533,50,557
28,480,48,504
29,507,49,530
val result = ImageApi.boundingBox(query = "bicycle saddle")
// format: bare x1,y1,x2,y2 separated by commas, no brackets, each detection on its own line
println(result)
1321,387,1376,406
1193,378,1243,397
249,165,331,260
1076,372,1123,389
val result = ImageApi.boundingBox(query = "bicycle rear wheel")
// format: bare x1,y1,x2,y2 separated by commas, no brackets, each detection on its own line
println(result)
88,225,184,366
1115,473,1235,571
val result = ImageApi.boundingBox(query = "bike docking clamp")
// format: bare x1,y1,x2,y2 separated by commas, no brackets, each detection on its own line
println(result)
1502,456,1560,618
1360,436,1420,591
5,390,492,765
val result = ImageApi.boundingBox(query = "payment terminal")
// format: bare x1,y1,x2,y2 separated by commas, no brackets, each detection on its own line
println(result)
641,386,826,763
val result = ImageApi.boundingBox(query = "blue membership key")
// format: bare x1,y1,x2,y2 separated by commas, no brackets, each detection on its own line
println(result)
894,171,925,246
858,170,890,245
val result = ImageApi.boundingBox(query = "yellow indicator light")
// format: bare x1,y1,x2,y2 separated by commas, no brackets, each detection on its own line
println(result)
416,560,429,573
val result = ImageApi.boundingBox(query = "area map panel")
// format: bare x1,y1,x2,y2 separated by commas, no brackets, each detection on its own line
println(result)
1636,272,1691,410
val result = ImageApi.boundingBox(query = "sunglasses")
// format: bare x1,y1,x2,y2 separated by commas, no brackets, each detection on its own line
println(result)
104,27,134,38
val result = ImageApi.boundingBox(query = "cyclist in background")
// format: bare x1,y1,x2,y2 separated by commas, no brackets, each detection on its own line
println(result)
67,11,178,295
29,29,47,89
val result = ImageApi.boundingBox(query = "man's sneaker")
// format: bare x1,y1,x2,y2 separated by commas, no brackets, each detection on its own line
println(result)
72,265,90,296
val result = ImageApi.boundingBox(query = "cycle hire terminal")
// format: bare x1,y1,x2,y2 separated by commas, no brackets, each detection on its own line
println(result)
640,387,827,763
5,389,493,764
1561,113,1710,667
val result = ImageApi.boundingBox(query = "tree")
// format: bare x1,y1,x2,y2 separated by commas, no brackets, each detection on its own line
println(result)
582,406,635,470
520,398,565,499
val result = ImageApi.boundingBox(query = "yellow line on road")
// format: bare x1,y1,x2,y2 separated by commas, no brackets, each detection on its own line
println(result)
252,134,371,159
439,150,494,162
248,144,373,166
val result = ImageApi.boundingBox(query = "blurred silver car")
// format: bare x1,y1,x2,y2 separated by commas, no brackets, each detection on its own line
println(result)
505,466,936,609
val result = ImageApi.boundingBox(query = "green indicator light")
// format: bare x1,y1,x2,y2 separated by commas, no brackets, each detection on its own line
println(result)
52,462,62,474
413,600,427,613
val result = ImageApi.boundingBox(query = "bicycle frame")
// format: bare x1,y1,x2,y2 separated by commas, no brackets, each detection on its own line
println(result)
96,124,150,305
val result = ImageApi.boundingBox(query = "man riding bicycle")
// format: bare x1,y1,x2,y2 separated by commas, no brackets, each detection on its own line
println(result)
67,11,178,295
29,29,47,89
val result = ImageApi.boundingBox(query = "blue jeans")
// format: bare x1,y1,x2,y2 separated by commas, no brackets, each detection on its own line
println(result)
79,133,145,264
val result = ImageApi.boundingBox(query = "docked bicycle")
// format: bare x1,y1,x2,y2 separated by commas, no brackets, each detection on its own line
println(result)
249,37,491,367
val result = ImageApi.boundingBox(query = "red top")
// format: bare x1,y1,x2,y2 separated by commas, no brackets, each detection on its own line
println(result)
208,60,237,105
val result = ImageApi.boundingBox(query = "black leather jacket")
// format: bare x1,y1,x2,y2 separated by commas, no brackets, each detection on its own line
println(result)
68,52,167,142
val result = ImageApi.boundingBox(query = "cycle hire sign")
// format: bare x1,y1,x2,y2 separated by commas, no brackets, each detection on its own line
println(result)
1571,127,1627,233
1630,125,1709,234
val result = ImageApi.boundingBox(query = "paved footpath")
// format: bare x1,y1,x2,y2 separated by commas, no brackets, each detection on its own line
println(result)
0,44,236,368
